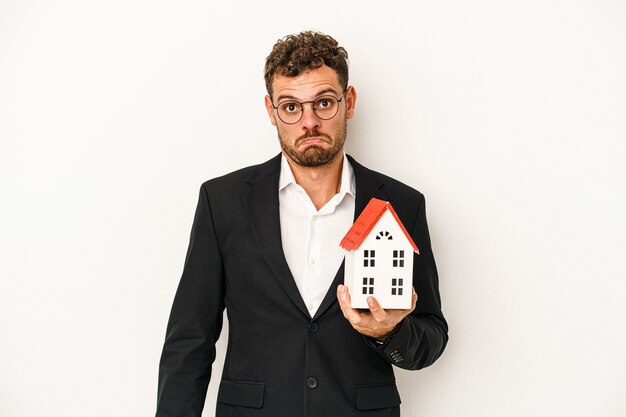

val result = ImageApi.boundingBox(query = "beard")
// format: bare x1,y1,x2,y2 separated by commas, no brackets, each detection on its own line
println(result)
278,119,347,167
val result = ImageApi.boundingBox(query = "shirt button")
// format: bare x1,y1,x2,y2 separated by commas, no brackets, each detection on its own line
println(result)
306,377,318,389
311,216,318,222
309,258,316,265
307,304,314,312
308,323,319,333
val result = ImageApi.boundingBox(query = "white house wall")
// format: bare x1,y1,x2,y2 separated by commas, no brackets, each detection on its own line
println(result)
346,210,414,309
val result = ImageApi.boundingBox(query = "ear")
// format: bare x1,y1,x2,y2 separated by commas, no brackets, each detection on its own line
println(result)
264,95,277,126
345,86,357,119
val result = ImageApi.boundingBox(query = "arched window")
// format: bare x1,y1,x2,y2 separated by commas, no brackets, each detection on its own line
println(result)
375,231,393,240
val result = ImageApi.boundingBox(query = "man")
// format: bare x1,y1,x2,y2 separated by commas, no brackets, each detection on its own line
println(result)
156,31,447,417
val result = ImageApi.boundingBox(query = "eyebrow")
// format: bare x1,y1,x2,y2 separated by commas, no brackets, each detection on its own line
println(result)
275,87,341,103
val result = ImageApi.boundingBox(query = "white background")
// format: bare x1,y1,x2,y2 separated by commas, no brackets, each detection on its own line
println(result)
1,1,625,416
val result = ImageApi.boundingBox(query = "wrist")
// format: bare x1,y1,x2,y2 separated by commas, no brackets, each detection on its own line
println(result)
373,322,402,343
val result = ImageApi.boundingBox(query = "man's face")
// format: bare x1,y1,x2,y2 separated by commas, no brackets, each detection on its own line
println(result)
264,65,357,167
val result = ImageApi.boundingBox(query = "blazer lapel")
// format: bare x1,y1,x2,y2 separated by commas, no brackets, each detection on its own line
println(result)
243,154,310,318
313,154,389,320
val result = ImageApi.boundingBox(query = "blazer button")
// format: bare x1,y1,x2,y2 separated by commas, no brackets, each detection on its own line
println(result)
306,377,318,389
308,323,319,333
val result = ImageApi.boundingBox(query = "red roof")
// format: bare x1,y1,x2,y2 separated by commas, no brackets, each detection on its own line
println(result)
340,198,419,253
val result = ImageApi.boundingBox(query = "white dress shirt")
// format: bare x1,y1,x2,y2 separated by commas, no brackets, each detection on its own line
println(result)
279,153,356,317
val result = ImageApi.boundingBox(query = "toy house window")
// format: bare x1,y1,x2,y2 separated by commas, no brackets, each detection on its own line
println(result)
376,231,393,240
391,278,404,296
362,277,374,295
363,250,376,267
392,250,405,267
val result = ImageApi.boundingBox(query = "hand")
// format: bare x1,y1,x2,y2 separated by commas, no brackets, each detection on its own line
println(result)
336,284,418,340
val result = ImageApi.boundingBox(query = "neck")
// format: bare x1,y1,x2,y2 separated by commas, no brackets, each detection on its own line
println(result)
285,151,344,211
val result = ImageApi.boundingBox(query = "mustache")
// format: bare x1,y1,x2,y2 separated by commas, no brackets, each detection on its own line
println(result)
295,130,332,146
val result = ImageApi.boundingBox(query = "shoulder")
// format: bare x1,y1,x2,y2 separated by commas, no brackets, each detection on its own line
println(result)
199,154,281,196
348,155,425,205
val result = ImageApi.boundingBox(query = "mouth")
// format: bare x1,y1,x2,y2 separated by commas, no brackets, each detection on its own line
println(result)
300,137,327,146
296,134,331,148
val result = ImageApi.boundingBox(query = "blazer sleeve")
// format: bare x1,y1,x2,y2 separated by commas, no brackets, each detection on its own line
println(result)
367,193,449,370
156,183,226,417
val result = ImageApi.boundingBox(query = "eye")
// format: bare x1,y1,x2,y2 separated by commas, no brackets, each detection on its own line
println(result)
280,102,301,114
315,97,336,110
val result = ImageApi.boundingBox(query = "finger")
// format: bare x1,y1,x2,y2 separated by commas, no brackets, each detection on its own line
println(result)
337,285,362,324
367,296,387,323
336,285,351,312
337,284,347,305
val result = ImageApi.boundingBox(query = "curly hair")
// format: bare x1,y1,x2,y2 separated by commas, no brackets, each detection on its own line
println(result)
264,31,349,97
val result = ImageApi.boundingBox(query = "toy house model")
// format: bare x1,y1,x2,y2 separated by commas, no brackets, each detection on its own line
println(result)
340,198,419,309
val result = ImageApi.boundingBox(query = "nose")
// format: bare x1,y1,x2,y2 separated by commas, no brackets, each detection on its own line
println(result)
300,104,320,131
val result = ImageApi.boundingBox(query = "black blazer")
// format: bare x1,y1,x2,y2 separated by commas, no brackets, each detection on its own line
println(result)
156,154,448,417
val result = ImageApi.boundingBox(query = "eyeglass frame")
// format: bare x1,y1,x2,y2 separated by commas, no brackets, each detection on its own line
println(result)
270,90,347,125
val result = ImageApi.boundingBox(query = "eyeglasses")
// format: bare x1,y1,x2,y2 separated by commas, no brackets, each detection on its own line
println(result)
271,93,345,125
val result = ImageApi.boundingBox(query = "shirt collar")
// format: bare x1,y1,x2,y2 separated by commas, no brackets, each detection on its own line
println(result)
279,153,356,198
